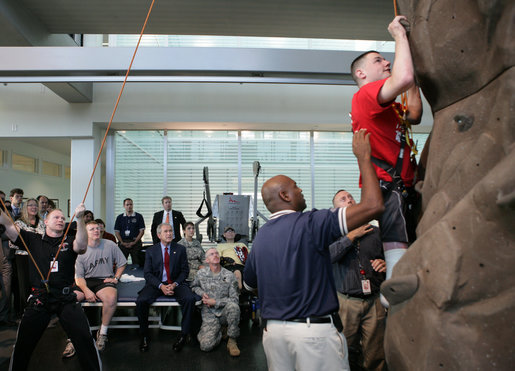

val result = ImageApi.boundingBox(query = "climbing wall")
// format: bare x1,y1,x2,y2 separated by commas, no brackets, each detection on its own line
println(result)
381,1,515,369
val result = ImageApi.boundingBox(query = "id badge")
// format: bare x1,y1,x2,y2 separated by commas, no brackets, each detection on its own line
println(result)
50,261,59,273
124,230,130,237
361,279,371,294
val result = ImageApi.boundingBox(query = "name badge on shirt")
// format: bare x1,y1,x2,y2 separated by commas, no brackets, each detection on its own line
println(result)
124,230,130,237
50,261,59,273
361,279,371,295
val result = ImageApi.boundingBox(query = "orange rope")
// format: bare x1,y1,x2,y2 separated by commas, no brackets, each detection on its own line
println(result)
47,0,157,283
393,0,408,115
392,0,417,155
0,198,48,289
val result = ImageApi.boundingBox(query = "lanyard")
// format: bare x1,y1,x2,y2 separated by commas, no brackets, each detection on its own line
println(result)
355,240,367,279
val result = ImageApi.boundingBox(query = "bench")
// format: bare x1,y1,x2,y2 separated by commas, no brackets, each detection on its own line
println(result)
81,265,181,331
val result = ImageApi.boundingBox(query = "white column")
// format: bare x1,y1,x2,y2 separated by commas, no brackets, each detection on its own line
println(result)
70,138,101,217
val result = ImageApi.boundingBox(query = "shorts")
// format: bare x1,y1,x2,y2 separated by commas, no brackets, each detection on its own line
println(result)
73,278,117,294
378,186,409,243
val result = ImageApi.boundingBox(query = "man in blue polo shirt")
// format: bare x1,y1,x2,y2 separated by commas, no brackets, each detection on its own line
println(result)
243,129,384,371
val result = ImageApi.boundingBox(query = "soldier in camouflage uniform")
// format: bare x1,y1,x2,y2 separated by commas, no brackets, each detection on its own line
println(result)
178,222,205,281
191,247,241,356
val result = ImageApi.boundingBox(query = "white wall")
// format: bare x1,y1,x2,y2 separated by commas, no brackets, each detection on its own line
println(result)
0,139,71,218
0,82,434,136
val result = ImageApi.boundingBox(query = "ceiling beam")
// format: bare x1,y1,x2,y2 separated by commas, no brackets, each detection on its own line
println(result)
0,0,92,102
0,46,392,86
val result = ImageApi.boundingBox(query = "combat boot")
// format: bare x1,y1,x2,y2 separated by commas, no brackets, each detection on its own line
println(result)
227,337,240,357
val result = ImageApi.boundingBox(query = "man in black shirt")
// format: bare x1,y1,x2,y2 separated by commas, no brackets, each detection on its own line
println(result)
0,204,101,371
330,190,387,371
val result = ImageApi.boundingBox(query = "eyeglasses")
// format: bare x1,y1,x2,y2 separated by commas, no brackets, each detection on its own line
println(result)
27,204,38,208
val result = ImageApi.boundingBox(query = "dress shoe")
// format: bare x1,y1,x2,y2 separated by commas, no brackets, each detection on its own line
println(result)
173,334,187,352
139,336,149,352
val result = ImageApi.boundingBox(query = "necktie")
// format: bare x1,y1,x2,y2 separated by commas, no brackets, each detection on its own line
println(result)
164,247,171,283
165,212,170,224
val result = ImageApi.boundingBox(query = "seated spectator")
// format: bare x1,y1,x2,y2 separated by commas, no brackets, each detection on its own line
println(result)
216,226,248,290
67,210,94,236
37,195,50,220
136,223,196,353
62,220,127,357
178,222,205,282
47,198,56,211
191,248,240,356
95,219,117,243
330,189,387,371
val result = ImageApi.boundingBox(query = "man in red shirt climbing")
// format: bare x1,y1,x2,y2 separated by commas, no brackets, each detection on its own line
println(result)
350,15,423,305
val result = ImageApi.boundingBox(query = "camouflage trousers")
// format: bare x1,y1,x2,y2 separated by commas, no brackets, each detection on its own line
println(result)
198,301,240,351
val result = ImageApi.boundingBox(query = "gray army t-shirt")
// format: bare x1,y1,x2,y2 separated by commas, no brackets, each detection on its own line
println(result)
75,239,127,279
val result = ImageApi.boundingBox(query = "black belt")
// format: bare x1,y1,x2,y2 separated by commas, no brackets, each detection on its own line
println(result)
32,286,74,295
287,315,332,324
342,292,377,301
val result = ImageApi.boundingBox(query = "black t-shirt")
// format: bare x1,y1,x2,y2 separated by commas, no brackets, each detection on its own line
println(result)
14,229,78,289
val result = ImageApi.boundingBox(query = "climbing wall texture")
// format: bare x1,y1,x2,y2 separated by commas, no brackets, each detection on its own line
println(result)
381,1,515,369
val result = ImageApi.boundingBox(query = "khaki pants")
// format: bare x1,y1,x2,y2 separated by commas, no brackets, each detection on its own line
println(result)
337,292,387,371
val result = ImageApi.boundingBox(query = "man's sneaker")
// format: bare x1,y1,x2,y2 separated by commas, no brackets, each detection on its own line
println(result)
96,332,108,351
62,339,76,358
227,337,240,357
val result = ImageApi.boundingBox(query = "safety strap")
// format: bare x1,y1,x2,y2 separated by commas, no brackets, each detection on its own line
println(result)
196,191,212,218
371,129,406,185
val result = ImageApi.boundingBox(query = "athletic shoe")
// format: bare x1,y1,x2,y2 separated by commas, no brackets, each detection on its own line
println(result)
96,332,108,351
62,339,76,358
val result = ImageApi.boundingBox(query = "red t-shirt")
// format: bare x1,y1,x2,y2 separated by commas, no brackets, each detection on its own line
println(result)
351,78,415,186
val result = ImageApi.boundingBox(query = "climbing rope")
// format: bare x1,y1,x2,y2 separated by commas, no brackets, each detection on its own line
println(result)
393,0,418,157
0,0,158,291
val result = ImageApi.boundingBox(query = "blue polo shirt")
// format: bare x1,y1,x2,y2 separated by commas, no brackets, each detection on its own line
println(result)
114,212,145,240
243,207,348,320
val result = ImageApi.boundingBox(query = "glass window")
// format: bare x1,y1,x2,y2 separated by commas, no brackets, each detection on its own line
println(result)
42,160,62,177
166,130,239,240
65,166,71,179
114,131,165,242
12,153,37,173
106,34,395,52
113,130,430,242
314,131,359,208
241,131,311,219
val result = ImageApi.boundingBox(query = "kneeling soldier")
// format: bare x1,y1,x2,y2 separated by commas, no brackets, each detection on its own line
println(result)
191,247,241,356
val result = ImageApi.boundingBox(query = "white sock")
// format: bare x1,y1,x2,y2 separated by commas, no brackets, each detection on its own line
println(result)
381,248,408,308
384,248,407,280
100,324,108,335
